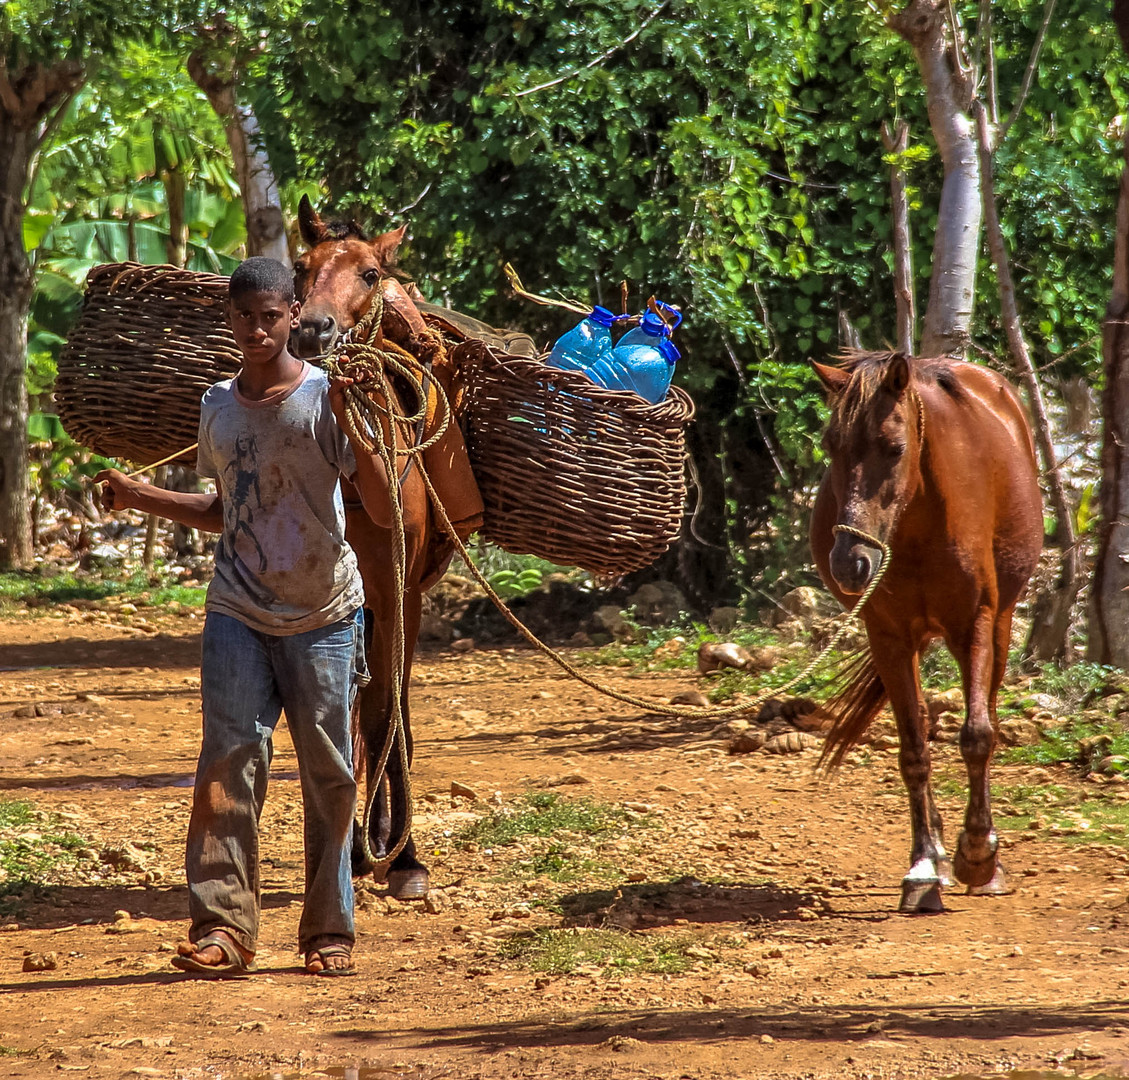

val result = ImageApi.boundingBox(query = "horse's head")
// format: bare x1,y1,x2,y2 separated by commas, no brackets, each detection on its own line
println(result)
813,351,923,595
291,194,409,357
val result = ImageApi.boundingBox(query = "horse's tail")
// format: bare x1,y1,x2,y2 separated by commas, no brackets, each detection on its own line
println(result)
818,648,888,769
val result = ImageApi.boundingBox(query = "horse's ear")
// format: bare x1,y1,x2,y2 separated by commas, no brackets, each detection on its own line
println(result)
812,360,849,396
883,353,911,397
370,223,408,270
298,195,328,246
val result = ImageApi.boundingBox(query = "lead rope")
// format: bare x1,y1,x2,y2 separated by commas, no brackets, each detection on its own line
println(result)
325,295,905,868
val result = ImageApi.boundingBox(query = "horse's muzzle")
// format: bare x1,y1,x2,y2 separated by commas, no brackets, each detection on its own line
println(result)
291,314,338,359
829,529,883,596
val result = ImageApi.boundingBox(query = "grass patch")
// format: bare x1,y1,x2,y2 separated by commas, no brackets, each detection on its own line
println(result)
498,927,704,975
0,567,206,612
935,780,1129,847
502,843,613,884
1001,720,1129,774
0,800,89,914
458,792,640,850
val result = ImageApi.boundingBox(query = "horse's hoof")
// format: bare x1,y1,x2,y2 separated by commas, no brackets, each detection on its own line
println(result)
386,868,429,900
954,831,998,888
967,862,1009,897
899,879,945,914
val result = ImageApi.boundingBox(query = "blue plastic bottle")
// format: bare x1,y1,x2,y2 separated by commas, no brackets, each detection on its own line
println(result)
598,303,682,403
546,306,617,372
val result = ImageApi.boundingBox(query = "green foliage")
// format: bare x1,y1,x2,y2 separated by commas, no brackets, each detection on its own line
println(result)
457,792,638,849
250,0,1126,598
1001,720,1129,774
0,567,207,611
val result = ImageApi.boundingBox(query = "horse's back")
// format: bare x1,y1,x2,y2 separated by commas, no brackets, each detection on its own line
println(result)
923,361,1042,595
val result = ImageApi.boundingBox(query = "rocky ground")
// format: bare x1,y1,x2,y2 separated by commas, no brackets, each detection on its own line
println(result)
1,603,1129,1080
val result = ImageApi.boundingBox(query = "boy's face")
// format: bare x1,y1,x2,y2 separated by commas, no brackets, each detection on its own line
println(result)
227,290,301,366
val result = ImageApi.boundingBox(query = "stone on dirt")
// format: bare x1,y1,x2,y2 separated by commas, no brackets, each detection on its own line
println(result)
450,781,479,801
671,689,709,707
698,642,753,674
626,581,687,624
764,731,821,754
22,951,58,972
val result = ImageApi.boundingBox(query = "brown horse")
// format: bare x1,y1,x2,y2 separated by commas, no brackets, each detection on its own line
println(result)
810,350,1043,913
290,195,483,900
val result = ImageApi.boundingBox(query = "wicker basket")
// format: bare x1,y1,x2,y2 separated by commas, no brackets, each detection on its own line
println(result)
452,340,694,576
56,263,695,576
55,263,241,467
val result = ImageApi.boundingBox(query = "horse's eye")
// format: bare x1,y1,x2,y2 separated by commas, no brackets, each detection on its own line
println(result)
885,441,907,459
361,268,381,287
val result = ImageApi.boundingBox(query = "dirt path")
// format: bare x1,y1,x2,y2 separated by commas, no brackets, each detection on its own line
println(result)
1,610,1128,1080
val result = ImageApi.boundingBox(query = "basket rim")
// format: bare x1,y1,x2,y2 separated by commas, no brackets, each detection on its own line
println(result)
452,340,695,422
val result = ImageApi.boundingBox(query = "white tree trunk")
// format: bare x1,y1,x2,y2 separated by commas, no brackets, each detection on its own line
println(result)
187,50,290,265
890,0,980,358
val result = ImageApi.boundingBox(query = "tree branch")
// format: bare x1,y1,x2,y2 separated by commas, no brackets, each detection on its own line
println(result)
514,1,670,98
1001,0,1057,138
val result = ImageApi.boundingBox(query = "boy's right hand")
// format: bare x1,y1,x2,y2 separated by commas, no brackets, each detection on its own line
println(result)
94,469,138,512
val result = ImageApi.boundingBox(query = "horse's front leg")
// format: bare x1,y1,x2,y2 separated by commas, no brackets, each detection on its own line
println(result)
952,605,1006,892
869,630,950,913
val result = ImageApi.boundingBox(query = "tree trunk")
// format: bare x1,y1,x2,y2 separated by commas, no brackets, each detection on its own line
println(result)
0,59,84,568
163,168,188,268
1088,111,1129,665
0,127,36,568
881,120,917,354
187,49,290,265
890,0,980,357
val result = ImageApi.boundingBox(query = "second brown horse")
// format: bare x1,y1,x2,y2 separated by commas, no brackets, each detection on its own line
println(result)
810,350,1043,913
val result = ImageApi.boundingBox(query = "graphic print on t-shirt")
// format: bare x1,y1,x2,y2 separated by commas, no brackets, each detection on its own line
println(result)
223,430,267,572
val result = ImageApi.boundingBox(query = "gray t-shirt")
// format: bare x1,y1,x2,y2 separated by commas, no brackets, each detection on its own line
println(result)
196,363,366,635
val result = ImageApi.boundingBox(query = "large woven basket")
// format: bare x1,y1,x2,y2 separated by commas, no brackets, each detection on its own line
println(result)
56,263,241,467
451,340,694,576
56,263,694,575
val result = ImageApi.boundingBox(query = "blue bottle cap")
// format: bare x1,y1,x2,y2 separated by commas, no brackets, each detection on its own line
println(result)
588,306,617,329
636,302,683,337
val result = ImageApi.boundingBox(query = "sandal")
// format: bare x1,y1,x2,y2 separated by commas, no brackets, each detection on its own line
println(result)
305,942,356,977
171,931,256,977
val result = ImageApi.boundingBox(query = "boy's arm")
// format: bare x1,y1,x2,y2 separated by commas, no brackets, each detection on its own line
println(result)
96,469,224,533
328,380,393,529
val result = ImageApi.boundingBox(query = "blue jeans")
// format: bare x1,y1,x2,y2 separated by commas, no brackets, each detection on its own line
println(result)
187,609,366,954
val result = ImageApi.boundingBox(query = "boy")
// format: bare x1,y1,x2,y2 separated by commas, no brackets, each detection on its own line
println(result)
97,257,391,976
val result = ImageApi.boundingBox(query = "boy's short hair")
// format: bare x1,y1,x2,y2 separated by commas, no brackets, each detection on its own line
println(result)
229,257,295,303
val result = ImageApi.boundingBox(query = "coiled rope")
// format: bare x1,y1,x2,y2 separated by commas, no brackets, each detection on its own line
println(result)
324,290,894,870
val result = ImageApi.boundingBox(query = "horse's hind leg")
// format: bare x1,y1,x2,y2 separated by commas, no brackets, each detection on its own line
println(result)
381,585,430,901
953,607,1007,892
961,609,1013,896
870,634,950,913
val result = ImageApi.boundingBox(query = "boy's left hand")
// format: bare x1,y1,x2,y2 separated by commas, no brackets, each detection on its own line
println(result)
327,375,353,425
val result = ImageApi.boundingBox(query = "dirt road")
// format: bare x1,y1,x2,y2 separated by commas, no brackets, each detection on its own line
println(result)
1,610,1128,1079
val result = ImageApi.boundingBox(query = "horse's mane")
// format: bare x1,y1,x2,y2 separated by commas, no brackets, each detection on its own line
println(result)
829,349,963,431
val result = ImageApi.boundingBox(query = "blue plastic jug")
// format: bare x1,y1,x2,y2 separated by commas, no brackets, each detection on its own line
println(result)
547,307,617,373
604,303,682,403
